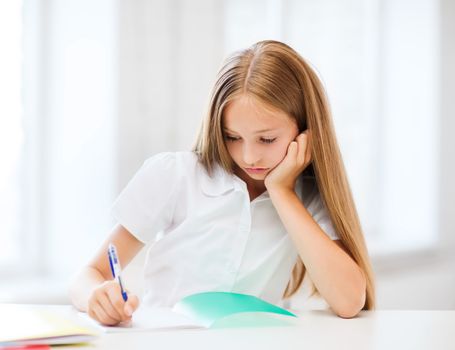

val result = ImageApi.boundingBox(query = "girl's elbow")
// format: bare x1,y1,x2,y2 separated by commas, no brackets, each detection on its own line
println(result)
335,291,366,319
337,269,367,318
336,305,362,319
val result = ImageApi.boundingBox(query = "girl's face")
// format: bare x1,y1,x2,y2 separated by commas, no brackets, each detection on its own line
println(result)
223,94,299,182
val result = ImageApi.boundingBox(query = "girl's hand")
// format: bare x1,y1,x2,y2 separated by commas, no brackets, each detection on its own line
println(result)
87,280,140,326
264,130,312,193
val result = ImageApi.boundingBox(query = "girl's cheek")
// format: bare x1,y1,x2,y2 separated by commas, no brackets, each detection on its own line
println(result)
226,143,241,161
279,140,292,155
269,144,288,165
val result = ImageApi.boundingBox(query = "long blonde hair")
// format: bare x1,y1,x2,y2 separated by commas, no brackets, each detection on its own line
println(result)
192,40,375,310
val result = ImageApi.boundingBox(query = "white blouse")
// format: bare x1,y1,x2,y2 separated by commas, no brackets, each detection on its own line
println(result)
110,151,339,308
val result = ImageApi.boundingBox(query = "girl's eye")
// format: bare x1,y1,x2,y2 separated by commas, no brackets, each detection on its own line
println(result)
261,138,276,144
224,135,277,144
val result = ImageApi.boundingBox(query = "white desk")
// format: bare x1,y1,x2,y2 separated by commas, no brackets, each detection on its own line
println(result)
8,305,455,350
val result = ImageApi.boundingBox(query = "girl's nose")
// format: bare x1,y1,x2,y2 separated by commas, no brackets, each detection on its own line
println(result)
242,144,261,166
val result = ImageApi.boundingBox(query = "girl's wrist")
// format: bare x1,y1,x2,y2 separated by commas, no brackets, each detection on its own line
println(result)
267,186,296,200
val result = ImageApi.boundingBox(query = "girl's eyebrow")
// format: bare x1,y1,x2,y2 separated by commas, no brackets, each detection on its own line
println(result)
223,127,276,134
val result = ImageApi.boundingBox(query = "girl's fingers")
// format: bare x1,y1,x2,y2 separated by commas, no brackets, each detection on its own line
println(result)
124,294,140,317
87,302,97,320
296,132,308,164
289,140,298,157
106,285,130,320
91,300,119,326
99,291,124,321
284,141,297,167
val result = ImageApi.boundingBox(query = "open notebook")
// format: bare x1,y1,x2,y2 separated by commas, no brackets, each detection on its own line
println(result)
0,304,99,347
82,291,298,332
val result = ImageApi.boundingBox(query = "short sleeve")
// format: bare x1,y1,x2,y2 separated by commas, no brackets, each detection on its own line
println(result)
301,179,340,241
110,152,180,244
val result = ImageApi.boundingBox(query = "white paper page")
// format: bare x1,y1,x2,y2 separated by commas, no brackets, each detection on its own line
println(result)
0,305,98,345
78,306,205,333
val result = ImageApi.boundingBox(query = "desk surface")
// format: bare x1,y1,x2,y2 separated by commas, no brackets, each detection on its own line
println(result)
7,305,455,350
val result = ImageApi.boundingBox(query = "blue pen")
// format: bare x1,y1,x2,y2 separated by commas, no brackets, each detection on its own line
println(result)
108,243,128,302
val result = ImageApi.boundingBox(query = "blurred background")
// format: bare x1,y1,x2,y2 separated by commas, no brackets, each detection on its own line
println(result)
0,0,454,309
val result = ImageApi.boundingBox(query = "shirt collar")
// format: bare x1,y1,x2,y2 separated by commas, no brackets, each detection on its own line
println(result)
199,162,304,200
199,162,237,197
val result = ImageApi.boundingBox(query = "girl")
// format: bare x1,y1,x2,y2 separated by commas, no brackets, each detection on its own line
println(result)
69,40,375,325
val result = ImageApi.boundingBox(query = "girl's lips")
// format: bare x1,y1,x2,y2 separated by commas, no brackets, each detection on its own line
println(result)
245,167,269,174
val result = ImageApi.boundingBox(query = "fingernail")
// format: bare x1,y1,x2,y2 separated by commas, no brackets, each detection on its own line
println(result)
125,306,132,316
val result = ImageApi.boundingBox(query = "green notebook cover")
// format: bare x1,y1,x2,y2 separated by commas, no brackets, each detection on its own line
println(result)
173,292,297,328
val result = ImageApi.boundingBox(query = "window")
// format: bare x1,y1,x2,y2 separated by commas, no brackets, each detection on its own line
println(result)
224,0,439,256
0,1,24,271
0,0,118,280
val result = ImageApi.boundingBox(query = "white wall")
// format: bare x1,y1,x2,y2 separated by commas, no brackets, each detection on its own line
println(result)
114,0,455,310
116,0,225,191
375,251,455,309
1,0,454,310
372,0,454,310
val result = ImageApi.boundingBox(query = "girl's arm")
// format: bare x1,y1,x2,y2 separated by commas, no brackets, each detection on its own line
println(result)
68,224,144,319
269,187,366,318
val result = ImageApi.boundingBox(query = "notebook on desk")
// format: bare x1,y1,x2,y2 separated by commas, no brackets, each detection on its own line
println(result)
0,304,99,347
82,291,298,332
